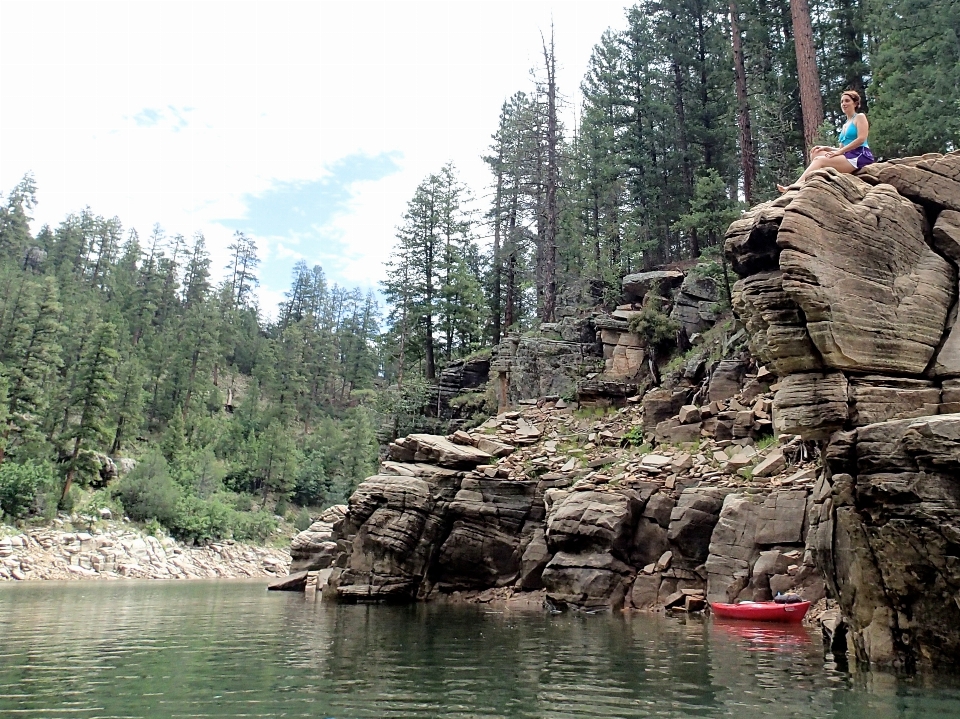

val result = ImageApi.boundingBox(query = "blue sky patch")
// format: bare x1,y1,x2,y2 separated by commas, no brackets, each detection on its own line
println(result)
132,106,193,130
218,151,402,303
133,108,162,127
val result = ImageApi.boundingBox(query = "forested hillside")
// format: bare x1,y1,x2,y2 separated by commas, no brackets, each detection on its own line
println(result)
1,0,956,540
0,179,382,537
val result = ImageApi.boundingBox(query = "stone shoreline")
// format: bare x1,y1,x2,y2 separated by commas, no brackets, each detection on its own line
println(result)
0,523,291,582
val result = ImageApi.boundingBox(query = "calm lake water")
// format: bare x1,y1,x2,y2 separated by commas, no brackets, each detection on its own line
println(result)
1,581,959,719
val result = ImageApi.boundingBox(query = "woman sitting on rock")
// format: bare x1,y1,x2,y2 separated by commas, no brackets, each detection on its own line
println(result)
778,90,875,192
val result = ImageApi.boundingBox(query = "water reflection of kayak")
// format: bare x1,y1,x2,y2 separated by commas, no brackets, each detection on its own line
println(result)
711,618,814,649
710,600,811,623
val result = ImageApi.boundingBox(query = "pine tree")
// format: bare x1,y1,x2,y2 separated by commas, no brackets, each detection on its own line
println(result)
0,174,37,262
383,173,441,379
110,353,146,454
4,277,64,459
60,321,120,503
869,0,960,155
226,231,260,309
255,419,299,505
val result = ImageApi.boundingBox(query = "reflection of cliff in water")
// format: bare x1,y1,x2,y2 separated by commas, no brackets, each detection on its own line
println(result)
314,602,838,717
4,582,960,718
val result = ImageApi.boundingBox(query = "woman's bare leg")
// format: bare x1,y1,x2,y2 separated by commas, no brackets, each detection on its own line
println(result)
780,155,853,192
778,148,841,192
797,155,854,184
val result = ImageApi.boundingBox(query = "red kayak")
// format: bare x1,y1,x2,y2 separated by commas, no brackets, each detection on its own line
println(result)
710,600,810,623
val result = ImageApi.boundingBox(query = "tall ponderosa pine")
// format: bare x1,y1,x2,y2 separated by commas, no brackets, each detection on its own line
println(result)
61,321,120,503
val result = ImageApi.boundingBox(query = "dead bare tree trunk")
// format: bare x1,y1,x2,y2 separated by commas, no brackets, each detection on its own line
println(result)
540,26,559,324
730,0,757,204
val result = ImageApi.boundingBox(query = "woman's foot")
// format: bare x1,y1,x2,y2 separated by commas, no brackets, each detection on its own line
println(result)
777,184,788,193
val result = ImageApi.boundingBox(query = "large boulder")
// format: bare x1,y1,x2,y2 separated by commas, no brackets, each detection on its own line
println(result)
642,388,690,432
931,210,960,377
724,194,791,276
857,152,960,211
667,487,732,565
708,359,749,404
545,489,645,555
431,478,540,589
812,415,960,670
289,505,347,572
670,271,719,336
622,270,684,302
732,270,823,375
705,494,761,603
629,493,675,567
392,434,493,468
777,172,953,375
727,163,960,440
335,473,460,601
541,551,636,611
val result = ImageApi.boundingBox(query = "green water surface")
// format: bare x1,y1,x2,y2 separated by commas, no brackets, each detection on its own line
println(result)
1,580,958,718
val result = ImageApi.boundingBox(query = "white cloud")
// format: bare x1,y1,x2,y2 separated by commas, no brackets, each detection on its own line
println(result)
0,0,632,311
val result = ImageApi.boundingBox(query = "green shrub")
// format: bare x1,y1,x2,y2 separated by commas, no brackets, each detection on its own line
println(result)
114,451,181,525
231,510,278,542
621,426,647,448
163,494,278,544
217,491,257,513
629,297,681,351
0,461,57,519
294,507,313,532
167,494,233,543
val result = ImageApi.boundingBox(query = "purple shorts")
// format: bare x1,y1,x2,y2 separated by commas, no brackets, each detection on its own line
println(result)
844,146,875,169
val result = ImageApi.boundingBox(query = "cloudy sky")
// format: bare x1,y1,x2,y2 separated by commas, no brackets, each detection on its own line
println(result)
0,1,631,315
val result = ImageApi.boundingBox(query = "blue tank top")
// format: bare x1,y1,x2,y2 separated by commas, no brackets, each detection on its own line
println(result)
839,114,868,148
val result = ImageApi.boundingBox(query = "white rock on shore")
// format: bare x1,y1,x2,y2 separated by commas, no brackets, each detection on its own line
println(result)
0,523,290,581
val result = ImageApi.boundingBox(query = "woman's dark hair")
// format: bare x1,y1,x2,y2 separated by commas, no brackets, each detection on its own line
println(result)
842,90,861,110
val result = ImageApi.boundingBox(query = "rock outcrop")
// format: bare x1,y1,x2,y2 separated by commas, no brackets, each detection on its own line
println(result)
726,152,960,670
422,354,492,430
289,505,346,572
492,264,730,411
299,377,820,615
807,415,960,670
280,159,960,674
729,156,960,439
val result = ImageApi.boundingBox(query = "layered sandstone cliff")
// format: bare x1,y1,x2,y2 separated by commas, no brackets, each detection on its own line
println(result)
727,152,960,671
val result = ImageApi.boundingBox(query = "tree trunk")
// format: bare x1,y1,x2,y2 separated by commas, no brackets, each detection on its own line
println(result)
540,29,559,323
671,52,695,258
505,185,520,330
730,0,757,204
791,0,823,155
60,437,82,506
424,271,436,381
491,143,505,346
110,415,125,455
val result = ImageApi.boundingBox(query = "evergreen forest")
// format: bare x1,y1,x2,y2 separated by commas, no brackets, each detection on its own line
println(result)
1,0,957,540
